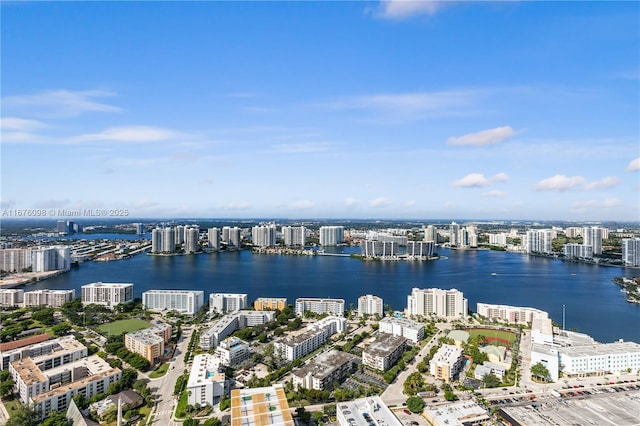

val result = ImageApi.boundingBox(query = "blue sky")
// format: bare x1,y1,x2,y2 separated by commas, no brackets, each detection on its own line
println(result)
1,1,638,221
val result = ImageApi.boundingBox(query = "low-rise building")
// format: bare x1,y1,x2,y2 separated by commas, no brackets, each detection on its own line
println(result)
215,337,251,367
558,341,640,378
429,344,464,383
10,355,121,419
378,317,424,343
230,385,294,426
210,293,247,314
474,361,507,380
1,335,85,371
292,350,356,390
336,397,402,426
187,354,228,408
476,303,548,325
124,323,171,365
362,334,407,372
23,289,75,308
274,316,346,361
200,311,275,350
422,400,490,426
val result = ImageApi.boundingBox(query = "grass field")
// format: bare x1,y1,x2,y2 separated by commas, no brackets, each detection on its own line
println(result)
467,328,517,348
149,363,169,378
97,318,151,336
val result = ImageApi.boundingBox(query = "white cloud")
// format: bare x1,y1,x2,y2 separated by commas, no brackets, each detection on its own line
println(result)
0,117,46,131
271,142,335,153
1,199,16,208
626,157,640,172
375,0,442,19
370,197,391,208
572,198,623,211
404,200,416,207
344,197,361,207
533,175,586,191
447,126,515,146
585,176,621,190
72,126,179,143
482,190,506,198
34,199,71,208
2,89,121,118
452,172,509,188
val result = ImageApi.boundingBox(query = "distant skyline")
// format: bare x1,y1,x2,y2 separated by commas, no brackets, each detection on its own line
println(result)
1,1,638,221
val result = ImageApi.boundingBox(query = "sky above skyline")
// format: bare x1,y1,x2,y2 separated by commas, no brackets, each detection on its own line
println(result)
1,1,639,221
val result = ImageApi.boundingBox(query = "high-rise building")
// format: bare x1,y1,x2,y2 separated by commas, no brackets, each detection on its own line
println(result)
282,226,306,247
424,225,438,242
0,248,32,272
56,220,67,233
31,247,70,272
358,294,383,317
583,226,604,255
209,293,248,314
476,303,549,325
449,222,460,246
208,228,220,250
406,241,434,258
319,226,344,246
407,288,468,319
565,227,582,238
151,228,162,253
162,227,175,253
252,225,277,247
563,243,593,259
488,233,508,246
81,282,134,308
142,290,205,315
622,238,640,267
135,223,144,235
175,225,185,245
228,227,242,250
184,227,199,253
524,229,552,254
361,241,396,258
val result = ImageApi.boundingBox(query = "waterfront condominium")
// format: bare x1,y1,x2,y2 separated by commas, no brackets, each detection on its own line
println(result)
184,227,200,253
31,246,71,272
0,248,33,273
524,229,552,254
407,287,468,319
81,282,134,308
358,294,384,317
406,241,435,258
0,289,24,307
424,225,438,243
319,226,344,246
210,293,248,314
252,224,277,247
583,226,604,255
295,297,345,317
162,227,176,253
563,243,594,260
476,303,549,325
282,226,306,247
449,222,460,246
622,238,640,267
208,227,221,250
142,289,205,315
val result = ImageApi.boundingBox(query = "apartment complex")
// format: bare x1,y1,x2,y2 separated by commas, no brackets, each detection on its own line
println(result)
295,297,345,317
10,355,121,419
362,334,407,372
358,294,383,318
622,238,640,267
187,354,227,408
282,226,306,247
407,288,468,319
274,316,346,361
23,289,75,308
563,243,594,259
406,241,435,258
31,246,71,272
208,227,221,250
292,350,356,390
215,337,251,367
524,229,552,254
1,336,87,371
124,323,171,365
0,289,24,307
319,226,344,246
429,344,464,383
0,248,32,272
210,293,248,314
252,224,277,247
142,289,205,315
230,385,294,426
378,317,424,344
361,241,397,258
200,311,275,350
81,282,134,308
476,303,549,325
253,297,287,311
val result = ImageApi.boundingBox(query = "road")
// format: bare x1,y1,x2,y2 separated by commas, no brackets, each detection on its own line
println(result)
148,326,193,426
380,326,446,406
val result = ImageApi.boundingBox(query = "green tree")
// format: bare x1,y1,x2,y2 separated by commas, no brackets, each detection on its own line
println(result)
406,396,425,413
41,412,71,426
32,308,55,326
6,404,37,426
531,362,551,382
403,372,425,396
184,418,199,426
204,418,222,426
482,373,501,388
0,379,14,399
51,323,72,337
